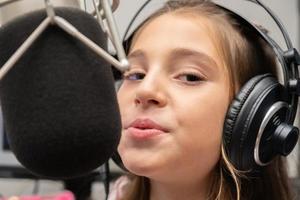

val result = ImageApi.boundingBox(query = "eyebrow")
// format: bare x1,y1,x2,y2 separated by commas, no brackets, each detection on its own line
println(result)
127,48,218,71
128,50,146,60
170,48,218,68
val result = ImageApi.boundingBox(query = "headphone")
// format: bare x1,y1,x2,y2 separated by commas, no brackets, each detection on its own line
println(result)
112,0,300,172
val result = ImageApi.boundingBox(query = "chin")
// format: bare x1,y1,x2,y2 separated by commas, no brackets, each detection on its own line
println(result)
118,145,167,177
122,156,165,179
123,159,154,176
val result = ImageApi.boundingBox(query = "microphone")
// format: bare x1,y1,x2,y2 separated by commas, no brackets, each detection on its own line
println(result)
0,0,128,179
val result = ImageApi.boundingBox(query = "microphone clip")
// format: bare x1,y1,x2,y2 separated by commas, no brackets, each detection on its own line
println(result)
284,48,300,66
44,0,55,24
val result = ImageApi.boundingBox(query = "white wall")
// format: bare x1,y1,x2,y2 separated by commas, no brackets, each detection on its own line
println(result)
0,0,80,25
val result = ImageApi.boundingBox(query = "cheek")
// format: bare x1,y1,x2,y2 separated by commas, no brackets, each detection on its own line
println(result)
117,87,131,119
180,101,226,141
117,87,126,109
173,86,229,160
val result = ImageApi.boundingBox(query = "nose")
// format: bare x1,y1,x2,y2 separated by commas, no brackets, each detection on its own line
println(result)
134,75,167,108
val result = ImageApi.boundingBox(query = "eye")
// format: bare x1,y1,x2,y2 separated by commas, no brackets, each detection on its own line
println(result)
176,73,204,85
123,71,145,81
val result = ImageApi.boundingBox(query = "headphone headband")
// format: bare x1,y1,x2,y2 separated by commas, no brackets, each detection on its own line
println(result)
213,1,299,124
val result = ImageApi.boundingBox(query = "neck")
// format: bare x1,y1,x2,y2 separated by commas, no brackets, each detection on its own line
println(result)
149,176,212,200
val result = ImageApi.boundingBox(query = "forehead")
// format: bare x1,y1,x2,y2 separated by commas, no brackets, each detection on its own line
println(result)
129,13,223,67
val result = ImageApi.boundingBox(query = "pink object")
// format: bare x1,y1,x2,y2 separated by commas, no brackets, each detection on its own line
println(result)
108,176,130,200
1,191,75,200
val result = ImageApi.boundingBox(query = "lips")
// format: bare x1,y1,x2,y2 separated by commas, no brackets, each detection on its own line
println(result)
125,118,169,139
129,118,167,131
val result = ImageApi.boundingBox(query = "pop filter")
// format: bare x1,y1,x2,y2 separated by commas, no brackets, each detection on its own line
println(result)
0,5,124,179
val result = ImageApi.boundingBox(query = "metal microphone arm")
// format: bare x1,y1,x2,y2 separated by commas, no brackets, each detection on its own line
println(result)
0,17,51,81
0,0,129,81
90,0,119,17
100,0,128,67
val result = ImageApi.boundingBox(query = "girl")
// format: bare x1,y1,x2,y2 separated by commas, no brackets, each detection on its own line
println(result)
110,0,295,199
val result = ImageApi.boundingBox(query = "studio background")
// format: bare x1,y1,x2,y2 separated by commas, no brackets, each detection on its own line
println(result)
0,0,299,199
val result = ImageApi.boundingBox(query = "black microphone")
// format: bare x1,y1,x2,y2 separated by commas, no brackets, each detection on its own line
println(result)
0,7,121,179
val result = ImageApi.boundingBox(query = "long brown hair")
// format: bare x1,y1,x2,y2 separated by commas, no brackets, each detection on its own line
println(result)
120,1,294,199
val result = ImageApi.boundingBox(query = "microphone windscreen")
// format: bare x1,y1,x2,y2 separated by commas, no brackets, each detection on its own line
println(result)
0,7,121,179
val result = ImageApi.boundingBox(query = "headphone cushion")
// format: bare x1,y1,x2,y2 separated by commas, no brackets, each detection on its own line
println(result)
224,74,272,146
223,73,283,170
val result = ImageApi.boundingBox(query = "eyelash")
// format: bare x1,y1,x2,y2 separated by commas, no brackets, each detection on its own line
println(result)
123,70,145,81
123,70,205,85
175,72,204,85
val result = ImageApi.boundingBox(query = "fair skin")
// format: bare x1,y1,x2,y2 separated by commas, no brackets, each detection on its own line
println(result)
117,13,231,200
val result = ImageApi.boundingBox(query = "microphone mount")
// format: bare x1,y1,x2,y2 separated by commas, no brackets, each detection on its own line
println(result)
0,0,129,81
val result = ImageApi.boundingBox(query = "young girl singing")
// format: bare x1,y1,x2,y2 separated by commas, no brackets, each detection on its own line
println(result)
109,1,295,199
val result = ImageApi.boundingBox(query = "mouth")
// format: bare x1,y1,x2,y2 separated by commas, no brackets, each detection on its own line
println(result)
128,118,168,132
125,118,169,139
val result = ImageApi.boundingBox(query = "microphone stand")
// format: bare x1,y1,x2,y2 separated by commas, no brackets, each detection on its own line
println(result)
0,0,129,81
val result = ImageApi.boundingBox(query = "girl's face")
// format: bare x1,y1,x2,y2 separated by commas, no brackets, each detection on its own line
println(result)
117,13,231,184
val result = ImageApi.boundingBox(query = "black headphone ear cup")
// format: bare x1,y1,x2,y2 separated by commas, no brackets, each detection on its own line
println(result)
223,73,284,171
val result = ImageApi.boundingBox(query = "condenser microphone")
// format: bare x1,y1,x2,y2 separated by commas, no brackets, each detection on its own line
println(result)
0,1,127,179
